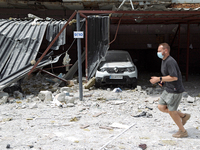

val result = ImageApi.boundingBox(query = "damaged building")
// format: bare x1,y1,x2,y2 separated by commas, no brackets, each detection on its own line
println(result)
0,0,200,93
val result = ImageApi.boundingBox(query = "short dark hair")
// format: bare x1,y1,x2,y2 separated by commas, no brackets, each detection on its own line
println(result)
159,43,170,53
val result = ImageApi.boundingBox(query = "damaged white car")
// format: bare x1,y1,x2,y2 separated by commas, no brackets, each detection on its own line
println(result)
95,50,138,88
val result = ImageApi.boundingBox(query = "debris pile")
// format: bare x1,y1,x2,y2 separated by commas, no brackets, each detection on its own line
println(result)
0,74,200,149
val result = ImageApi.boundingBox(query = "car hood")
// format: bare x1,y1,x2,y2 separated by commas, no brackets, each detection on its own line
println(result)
101,62,133,68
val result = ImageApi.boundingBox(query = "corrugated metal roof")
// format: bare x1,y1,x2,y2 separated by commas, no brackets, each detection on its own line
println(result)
0,19,67,88
46,20,67,50
0,19,48,79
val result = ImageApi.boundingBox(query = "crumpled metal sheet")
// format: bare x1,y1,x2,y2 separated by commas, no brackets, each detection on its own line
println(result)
0,19,48,80
87,15,110,80
46,20,67,50
0,55,61,90
0,19,67,88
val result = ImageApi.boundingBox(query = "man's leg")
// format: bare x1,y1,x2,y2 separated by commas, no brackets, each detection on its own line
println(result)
158,104,190,125
169,111,185,132
169,111,188,138
158,105,188,138
157,104,169,113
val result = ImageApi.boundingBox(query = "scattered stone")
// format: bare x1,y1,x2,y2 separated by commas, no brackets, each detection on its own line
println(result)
38,91,52,101
0,91,9,98
187,95,195,103
55,92,66,103
67,80,74,87
146,87,153,95
6,144,10,149
13,91,23,99
0,96,9,104
83,93,93,97
60,87,70,93
29,103,38,109
138,104,146,109
0,74,199,149
182,92,188,98
65,96,75,104
66,103,75,107
146,96,159,103
32,97,40,102
51,97,62,107
139,143,147,150
21,104,27,109
108,100,126,105
0,92,9,104
196,97,200,101
107,88,111,91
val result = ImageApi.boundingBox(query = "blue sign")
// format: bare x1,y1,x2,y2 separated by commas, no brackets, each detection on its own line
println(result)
74,31,84,38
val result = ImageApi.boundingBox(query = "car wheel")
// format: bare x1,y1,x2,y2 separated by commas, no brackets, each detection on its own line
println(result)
132,81,137,89
95,81,101,88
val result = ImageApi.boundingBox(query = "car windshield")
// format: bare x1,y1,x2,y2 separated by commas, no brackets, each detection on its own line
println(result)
104,51,132,63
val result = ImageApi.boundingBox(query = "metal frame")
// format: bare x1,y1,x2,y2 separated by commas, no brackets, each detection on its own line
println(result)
28,10,200,83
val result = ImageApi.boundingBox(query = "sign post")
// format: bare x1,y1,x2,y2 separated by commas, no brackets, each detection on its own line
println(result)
75,12,83,101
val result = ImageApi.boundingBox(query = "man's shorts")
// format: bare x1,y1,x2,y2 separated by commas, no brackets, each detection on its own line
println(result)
159,90,183,111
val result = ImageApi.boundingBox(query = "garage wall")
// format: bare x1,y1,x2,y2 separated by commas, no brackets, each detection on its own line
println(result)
109,24,200,74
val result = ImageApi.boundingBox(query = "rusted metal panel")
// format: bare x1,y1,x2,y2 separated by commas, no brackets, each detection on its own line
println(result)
172,0,200,3
62,0,170,2
171,3,200,8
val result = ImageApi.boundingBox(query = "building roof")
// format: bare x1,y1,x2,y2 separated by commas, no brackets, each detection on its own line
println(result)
1,0,200,24
0,0,200,10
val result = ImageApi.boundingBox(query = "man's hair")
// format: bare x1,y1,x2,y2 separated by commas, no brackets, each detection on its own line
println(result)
159,43,170,53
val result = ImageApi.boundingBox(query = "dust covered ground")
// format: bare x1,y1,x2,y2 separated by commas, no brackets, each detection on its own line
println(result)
0,72,200,150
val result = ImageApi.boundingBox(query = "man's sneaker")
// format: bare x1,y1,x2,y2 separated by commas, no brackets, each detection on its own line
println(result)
172,130,188,138
182,114,191,125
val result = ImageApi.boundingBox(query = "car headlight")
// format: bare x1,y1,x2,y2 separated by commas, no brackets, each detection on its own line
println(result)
127,67,135,72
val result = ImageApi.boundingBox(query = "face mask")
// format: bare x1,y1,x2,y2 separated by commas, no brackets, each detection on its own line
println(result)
157,52,164,59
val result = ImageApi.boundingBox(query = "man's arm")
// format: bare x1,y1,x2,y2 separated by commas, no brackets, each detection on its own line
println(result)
150,75,177,84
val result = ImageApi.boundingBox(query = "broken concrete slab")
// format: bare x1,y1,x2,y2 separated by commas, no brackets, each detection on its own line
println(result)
0,91,9,104
187,95,195,103
38,91,52,101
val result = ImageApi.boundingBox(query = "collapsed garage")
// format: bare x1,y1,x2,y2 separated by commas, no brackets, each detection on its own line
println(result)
0,0,200,92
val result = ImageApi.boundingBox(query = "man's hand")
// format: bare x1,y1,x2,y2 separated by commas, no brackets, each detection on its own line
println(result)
150,76,160,84
158,81,164,87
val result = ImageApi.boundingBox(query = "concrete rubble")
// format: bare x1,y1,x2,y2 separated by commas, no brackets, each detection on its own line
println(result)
0,73,200,149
